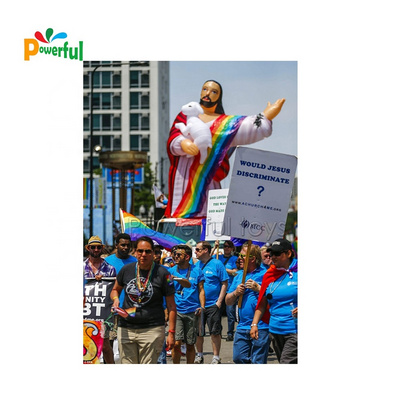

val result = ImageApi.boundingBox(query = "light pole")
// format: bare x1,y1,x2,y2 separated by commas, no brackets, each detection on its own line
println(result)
155,156,166,193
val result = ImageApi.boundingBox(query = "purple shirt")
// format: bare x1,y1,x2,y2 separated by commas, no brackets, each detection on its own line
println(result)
83,258,116,279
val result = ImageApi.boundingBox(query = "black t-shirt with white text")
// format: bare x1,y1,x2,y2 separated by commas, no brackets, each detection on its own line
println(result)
117,263,175,329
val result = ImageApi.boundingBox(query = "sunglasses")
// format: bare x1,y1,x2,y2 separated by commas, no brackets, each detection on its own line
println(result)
173,252,185,257
270,250,286,257
90,245,102,250
136,249,153,254
238,254,255,259
195,248,204,252
223,244,232,248
154,251,162,255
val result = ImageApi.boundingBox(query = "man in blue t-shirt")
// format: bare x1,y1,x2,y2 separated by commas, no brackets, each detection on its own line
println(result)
225,243,270,364
169,245,205,364
105,233,137,307
212,240,238,341
194,241,228,364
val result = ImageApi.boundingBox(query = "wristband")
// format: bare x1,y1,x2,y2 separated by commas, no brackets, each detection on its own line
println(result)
168,330,175,333
112,296,118,300
251,323,258,327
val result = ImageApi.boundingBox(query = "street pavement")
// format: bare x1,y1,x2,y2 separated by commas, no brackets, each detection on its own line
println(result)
166,315,279,365
112,316,278,364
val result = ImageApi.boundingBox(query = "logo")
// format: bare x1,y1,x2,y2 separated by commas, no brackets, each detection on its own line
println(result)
24,28,83,61
126,278,153,307
240,218,266,236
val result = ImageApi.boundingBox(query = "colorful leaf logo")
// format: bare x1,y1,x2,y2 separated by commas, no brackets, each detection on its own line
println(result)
34,28,67,43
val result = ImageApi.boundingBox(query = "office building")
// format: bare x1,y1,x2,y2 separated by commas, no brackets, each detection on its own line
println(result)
83,61,170,243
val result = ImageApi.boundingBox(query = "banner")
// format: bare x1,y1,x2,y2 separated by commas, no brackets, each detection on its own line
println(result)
83,278,115,321
223,147,297,243
94,177,106,206
83,177,106,207
83,320,104,364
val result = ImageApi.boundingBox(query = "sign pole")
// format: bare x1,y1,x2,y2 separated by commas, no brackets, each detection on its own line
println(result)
238,240,252,308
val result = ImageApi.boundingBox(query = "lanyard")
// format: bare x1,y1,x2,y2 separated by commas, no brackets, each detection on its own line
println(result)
201,258,212,270
266,272,287,300
176,266,191,295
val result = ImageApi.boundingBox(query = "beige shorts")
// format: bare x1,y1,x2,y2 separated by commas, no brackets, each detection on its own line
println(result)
117,325,165,364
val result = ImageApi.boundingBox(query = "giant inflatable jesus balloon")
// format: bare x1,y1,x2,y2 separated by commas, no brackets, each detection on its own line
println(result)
165,80,285,219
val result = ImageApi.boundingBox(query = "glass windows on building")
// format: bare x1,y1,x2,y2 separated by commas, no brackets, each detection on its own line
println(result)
130,134,150,152
83,74,89,89
112,73,121,88
84,93,121,110
130,113,150,131
130,92,150,109
83,114,122,131
99,71,111,88
83,135,122,154
83,157,100,173
83,71,122,90
130,70,150,88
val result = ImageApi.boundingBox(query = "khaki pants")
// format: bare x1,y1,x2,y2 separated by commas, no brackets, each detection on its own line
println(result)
118,325,165,364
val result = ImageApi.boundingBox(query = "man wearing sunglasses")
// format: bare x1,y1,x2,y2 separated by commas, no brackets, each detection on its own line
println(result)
84,236,116,281
83,235,117,364
225,243,270,364
110,236,177,364
168,245,205,364
194,241,229,364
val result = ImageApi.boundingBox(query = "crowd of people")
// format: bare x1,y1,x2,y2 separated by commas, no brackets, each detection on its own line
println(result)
83,233,298,364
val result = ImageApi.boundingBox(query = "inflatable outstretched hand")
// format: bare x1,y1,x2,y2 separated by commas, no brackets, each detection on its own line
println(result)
263,98,286,120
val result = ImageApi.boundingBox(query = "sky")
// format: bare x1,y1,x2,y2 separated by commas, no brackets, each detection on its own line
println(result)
2,1,399,398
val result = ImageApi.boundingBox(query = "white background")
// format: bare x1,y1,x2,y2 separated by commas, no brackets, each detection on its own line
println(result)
2,1,399,399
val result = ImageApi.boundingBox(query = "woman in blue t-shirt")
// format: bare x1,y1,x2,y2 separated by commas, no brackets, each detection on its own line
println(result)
250,239,298,364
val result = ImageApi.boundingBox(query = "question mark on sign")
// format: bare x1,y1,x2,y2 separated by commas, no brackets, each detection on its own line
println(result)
257,186,265,196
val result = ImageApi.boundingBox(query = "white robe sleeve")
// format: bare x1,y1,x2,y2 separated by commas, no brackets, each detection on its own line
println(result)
230,114,272,147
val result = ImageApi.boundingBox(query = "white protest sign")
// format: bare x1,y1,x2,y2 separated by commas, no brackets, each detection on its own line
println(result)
222,147,297,243
205,188,230,241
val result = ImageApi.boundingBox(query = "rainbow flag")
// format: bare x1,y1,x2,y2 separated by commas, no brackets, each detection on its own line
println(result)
120,210,186,250
172,114,246,218
125,307,137,317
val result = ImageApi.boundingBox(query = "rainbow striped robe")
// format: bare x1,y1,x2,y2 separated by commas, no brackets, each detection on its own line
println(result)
165,113,246,219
